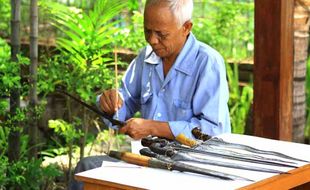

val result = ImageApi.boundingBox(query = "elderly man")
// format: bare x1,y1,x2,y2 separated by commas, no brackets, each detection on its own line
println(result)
101,0,230,140
70,0,230,189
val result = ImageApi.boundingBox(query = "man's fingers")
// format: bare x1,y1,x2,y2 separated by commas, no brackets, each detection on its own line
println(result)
108,93,117,112
100,90,120,114
100,100,114,115
107,90,121,111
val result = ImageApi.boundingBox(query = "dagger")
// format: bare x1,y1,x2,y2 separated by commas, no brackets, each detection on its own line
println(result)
57,89,125,127
192,127,309,163
142,136,298,168
109,150,253,181
146,144,287,174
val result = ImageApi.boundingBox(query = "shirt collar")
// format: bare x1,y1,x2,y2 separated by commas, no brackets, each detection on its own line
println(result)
144,45,161,64
144,32,199,76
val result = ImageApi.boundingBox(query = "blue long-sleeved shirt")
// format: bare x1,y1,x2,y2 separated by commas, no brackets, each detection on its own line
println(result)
103,33,231,139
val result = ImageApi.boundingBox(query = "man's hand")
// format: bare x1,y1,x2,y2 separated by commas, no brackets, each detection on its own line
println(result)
120,118,153,140
99,89,123,115
119,118,174,140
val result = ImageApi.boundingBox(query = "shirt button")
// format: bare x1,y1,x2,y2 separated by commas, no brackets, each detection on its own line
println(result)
157,113,162,117
161,88,165,92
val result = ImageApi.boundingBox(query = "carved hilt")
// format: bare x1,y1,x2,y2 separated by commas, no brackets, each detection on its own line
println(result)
191,127,212,141
141,136,169,147
175,133,197,147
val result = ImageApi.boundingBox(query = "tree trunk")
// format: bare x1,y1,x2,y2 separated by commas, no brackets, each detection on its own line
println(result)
28,0,39,158
8,0,21,162
79,107,88,160
293,0,310,142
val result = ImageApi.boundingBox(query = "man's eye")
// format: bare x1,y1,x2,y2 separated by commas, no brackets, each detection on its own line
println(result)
158,32,169,39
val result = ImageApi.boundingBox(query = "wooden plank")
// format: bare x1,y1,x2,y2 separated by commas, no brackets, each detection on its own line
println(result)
253,0,294,140
238,164,310,190
75,175,146,190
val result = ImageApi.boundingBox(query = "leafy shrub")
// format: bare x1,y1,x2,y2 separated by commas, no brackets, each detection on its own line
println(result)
0,155,61,190
39,0,128,102
0,38,30,98
0,118,61,189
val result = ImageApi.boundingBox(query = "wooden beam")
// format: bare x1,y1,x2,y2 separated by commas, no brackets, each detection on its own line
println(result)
253,0,294,140
239,164,310,190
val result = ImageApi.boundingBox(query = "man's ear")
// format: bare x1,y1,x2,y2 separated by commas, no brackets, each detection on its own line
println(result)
182,21,193,36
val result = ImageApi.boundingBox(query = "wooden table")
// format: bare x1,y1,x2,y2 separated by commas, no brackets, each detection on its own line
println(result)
75,134,310,190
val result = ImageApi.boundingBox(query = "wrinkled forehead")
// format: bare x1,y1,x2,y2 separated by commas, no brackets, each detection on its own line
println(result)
144,3,178,29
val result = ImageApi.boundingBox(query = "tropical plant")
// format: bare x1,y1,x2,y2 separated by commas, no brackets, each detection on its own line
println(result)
0,155,61,190
48,119,83,185
37,0,129,164
193,0,254,60
0,109,61,189
0,36,61,187
39,0,128,101
226,62,253,134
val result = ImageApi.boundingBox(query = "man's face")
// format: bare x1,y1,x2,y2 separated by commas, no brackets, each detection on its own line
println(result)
144,4,191,59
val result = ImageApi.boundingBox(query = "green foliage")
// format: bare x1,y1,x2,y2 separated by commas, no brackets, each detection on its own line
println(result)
47,119,84,183
118,11,146,52
0,108,27,159
0,38,13,96
40,146,68,158
0,156,9,187
0,99,8,116
0,126,9,156
0,156,61,190
48,119,83,145
0,113,61,189
0,38,30,97
95,129,126,150
39,0,128,102
193,0,254,60
0,0,10,38
226,62,253,134
128,0,140,12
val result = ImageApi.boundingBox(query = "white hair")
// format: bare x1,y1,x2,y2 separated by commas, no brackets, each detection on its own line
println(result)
145,0,193,27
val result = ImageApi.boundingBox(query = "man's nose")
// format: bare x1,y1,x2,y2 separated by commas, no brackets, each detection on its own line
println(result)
146,32,159,45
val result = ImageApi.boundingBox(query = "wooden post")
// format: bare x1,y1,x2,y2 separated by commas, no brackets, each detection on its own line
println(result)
29,0,39,158
8,0,21,162
253,0,294,140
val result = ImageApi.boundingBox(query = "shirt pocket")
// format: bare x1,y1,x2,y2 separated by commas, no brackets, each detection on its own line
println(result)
173,99,193,120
